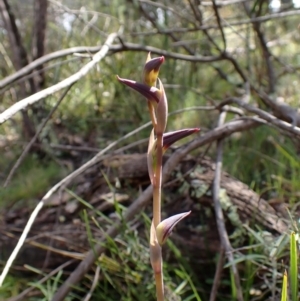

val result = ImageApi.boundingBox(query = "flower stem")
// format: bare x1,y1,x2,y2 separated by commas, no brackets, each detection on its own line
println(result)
154,269,164,301
153,132,164,300
153,132,163,228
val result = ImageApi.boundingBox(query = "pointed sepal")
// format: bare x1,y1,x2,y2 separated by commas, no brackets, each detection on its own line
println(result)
163,128,200,152
116,76,160,103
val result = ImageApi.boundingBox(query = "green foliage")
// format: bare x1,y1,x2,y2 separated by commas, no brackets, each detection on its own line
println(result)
223,125,300,199
281,271,288,301
279,232,299,301
289,232,298,301
0,275,29,300
0,156,61,208
28,270,66,301
2,0,300,300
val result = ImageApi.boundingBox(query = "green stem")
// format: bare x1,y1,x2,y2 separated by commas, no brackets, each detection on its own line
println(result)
150,221,164,301
153,132,164,300
153,133,163,228
155,269,164,301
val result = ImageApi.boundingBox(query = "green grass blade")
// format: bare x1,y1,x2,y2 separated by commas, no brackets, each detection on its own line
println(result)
230,267,237,300
281,270,288,301
290,232,298,301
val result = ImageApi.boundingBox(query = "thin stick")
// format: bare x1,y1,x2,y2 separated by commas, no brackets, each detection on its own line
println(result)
83,265,101,301
3,85,73,187
209,248,225,301
0,42,222,92
212,110,243,301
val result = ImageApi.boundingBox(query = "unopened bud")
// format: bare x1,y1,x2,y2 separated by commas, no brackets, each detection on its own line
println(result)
143,53,165,87
156,211,191,245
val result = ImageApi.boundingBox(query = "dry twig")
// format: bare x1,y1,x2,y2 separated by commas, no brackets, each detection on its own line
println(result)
209,248,225,301
3,85,73,187
83,266,101,301
212,109,243,301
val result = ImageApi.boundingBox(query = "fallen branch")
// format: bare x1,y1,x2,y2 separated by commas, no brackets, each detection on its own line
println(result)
1,104,221,286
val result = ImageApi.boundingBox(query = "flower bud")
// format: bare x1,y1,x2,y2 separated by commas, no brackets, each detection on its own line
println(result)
143,53,165,87
156,211,191,246
150,220,162,273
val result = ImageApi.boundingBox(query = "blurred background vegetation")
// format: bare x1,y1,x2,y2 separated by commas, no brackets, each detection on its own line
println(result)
0,0,300,300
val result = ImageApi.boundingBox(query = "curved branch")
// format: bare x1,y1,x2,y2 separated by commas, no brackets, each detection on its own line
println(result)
0,43,222,91
0,46,102,90
220,97,300,136
0,33,118,125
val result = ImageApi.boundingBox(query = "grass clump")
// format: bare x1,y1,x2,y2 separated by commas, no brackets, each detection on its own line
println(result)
0,156,61,208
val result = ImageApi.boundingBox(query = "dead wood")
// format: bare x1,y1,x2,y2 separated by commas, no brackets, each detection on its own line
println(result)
0,153,288,271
